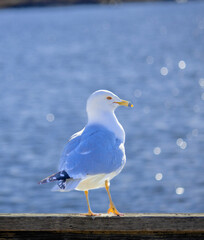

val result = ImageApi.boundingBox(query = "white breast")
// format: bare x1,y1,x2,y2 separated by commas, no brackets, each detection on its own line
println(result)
87,110,125,143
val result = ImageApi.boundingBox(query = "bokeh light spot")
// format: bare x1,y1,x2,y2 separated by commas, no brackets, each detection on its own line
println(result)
153,147,161,155
176,138,187,149
46,113,55,122
199,78,204,88
134,89,142,98
160,67,168,76
178,60,186,69
155,173,163,181
176,187,184,195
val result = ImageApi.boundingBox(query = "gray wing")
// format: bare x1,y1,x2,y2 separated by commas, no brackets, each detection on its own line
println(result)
59,124,126,179
59,129,84,170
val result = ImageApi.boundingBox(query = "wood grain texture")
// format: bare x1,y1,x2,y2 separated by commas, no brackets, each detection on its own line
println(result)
0,0,156,9
0,214,204,239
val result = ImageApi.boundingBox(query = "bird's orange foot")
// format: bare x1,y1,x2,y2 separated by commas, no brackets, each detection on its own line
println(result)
81,210,100,217
107,205,123,216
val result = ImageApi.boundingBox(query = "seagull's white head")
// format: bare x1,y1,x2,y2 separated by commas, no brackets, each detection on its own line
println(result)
86,90,133,141
86,90,133,115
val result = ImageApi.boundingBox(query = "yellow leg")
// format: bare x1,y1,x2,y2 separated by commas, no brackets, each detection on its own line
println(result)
83,190,97,216
105,180,122,216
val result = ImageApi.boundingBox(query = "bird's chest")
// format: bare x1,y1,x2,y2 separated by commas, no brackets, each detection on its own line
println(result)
90,113,125,143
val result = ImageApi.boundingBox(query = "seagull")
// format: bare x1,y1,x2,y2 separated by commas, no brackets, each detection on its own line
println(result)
39,90,133,216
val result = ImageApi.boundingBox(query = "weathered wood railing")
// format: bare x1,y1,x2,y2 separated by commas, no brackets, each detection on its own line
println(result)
0,213,204,239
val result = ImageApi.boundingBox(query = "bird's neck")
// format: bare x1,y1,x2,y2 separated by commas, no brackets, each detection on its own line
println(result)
87,110,125,142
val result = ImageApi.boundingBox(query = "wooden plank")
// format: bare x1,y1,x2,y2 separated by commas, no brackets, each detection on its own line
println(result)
0,214,204,239
0,0,159,9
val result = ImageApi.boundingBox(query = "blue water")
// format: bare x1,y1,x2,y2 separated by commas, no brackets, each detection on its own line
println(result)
0,1,204,214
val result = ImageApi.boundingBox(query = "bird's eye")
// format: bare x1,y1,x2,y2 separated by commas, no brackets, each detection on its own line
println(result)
106,96,112,100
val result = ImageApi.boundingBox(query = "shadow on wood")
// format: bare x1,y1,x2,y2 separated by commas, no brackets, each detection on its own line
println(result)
0,213,204,239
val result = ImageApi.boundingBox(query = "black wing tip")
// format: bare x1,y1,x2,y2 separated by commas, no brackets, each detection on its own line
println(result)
38,170,70,185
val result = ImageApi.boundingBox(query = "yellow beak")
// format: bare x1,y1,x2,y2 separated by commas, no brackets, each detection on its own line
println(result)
114,100,134,108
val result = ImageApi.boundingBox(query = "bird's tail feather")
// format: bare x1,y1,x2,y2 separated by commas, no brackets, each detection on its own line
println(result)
39,170,81,191
52,179,81,192
39,170,70,184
